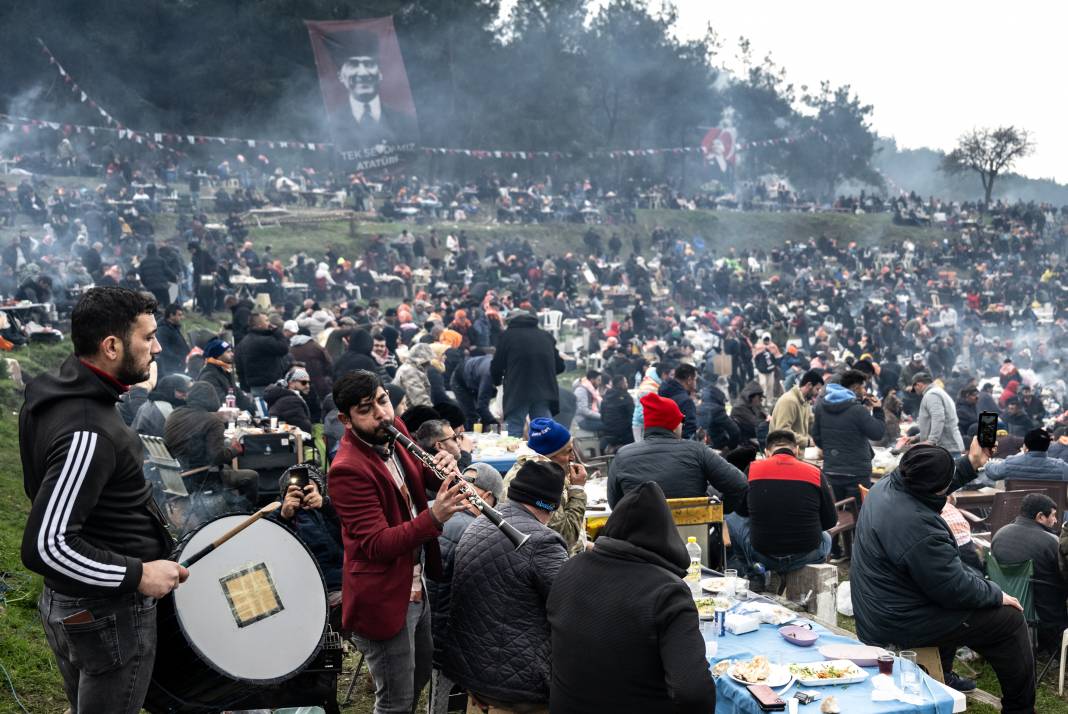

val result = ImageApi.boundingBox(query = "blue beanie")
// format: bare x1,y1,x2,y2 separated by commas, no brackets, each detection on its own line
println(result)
527,418,571,457
205,338,231,359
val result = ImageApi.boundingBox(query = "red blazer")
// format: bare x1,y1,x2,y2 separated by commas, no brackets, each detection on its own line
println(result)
329,418,444,640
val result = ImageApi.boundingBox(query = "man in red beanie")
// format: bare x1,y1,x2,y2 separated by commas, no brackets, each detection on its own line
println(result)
607,393,749,514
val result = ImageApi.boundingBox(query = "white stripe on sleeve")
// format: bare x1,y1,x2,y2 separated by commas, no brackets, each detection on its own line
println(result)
37,431,125,586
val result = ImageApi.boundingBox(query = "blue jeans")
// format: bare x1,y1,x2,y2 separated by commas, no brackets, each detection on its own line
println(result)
725,512,832,575
352,599,432,714
39,586,158,714
503,400,552,438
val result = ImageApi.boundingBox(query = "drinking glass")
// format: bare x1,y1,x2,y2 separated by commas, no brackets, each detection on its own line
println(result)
723,569,738,597
876,654,894,676
699,619,718,659
898,650,920,696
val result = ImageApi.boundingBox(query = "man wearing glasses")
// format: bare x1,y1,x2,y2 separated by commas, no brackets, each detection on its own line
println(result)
264,366,315,434
414,419,469,469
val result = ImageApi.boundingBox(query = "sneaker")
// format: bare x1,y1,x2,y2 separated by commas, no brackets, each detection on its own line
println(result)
944,671,976,692
828,555,849,565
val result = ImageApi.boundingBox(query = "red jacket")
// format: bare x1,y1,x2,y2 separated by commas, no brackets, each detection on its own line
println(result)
329,418,444,639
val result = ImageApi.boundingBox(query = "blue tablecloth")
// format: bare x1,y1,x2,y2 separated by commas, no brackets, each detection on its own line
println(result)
708,618,955,714
476,454,518,474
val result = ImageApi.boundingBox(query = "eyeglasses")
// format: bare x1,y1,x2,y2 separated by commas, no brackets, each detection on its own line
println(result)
436,434,462,446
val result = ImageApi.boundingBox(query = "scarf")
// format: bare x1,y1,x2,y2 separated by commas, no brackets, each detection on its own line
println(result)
206,357,232,373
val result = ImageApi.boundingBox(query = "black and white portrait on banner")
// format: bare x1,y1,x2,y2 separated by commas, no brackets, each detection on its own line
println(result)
306,17,419,173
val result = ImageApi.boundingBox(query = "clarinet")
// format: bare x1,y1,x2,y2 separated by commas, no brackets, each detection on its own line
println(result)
383,423,530,550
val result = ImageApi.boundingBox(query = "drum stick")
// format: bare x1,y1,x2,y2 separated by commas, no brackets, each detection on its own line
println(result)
179,502,281,568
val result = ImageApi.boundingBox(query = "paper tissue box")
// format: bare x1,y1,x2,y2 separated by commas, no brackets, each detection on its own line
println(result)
725,612,760,635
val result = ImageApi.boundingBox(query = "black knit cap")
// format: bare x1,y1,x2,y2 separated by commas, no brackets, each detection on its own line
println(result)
508,460,566,512
899,443,955,494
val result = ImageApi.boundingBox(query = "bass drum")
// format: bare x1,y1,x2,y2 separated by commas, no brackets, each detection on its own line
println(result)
145,514,328,713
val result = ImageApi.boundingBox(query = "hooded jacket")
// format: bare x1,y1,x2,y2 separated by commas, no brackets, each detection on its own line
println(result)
392,343,435,408
490,313,565,417
263,383,313,434
607,427,749,513
698,382,740,449
658,377,698,440
332,329,381,381
811,382,885,483
731,382,768,443
547,482,716,714
131,373,190,438
20,355,172,597
632,366,663,428
445,501,567,704
851,457,1002,646
163,381,238,469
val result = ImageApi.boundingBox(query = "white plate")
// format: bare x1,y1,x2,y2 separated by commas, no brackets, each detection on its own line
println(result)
700,577,733,593
728,662,792,688
788,659,870,686
817,643,890,667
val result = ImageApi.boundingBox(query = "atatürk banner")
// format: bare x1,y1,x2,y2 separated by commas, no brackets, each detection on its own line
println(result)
306,17,419,173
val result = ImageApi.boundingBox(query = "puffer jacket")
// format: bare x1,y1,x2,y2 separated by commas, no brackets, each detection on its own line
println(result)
607,427,748,513
263,383,313,433
851,458,1002,647
984,451,1068,482
445,501,567,704
658,377,697,439
811,383,885,484
698,382,739,449
916,385,965,452
393,343,435,408
427,509,477,666
632,367,662,429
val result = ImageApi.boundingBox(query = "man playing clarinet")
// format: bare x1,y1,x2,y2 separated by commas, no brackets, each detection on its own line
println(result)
329,369,468,714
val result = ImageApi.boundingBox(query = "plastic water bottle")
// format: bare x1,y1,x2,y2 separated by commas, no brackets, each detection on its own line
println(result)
685,537,702,597
225,388,236,410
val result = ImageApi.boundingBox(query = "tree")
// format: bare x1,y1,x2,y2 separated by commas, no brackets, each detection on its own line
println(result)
941,126,1034,206
787,82,882,201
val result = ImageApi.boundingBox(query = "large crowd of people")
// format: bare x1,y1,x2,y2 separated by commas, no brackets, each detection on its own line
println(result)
9,141,1068,714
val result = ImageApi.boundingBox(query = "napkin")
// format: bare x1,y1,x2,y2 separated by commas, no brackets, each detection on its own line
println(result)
870,673,924,706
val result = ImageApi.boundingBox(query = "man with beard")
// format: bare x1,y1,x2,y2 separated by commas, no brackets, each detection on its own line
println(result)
328,370,469,713
20,287,187,714
197,338,254,413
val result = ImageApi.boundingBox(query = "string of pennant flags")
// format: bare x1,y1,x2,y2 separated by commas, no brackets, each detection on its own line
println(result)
27,37,830,160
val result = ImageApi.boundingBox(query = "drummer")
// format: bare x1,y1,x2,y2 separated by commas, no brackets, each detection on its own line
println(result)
19,287,187,714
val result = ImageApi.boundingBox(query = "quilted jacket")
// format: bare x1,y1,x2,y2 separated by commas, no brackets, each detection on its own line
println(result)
444,501,568,704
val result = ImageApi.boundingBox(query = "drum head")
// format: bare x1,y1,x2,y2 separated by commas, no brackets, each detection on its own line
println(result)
174,515,327,683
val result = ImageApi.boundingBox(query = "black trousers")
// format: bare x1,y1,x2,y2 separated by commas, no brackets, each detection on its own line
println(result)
934,606,1035,714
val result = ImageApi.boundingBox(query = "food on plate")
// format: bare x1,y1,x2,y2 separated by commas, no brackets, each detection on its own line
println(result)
700,577,732,593
711,660,732,677
820,695,840,713
789,662,854,679
732,655,771,683
693,597,732,618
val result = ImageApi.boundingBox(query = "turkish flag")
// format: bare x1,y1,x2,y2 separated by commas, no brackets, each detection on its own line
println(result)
702,128,736,171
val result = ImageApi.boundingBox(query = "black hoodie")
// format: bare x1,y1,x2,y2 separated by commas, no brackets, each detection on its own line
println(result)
20,355,172,597
547,482,716,714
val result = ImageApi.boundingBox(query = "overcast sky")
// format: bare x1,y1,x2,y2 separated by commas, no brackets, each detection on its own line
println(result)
500,0,1063,182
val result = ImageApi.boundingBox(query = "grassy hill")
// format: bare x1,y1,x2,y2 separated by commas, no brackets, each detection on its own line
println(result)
157,208,947,264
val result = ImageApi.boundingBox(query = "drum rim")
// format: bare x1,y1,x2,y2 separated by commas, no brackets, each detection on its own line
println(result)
168,511,329,685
